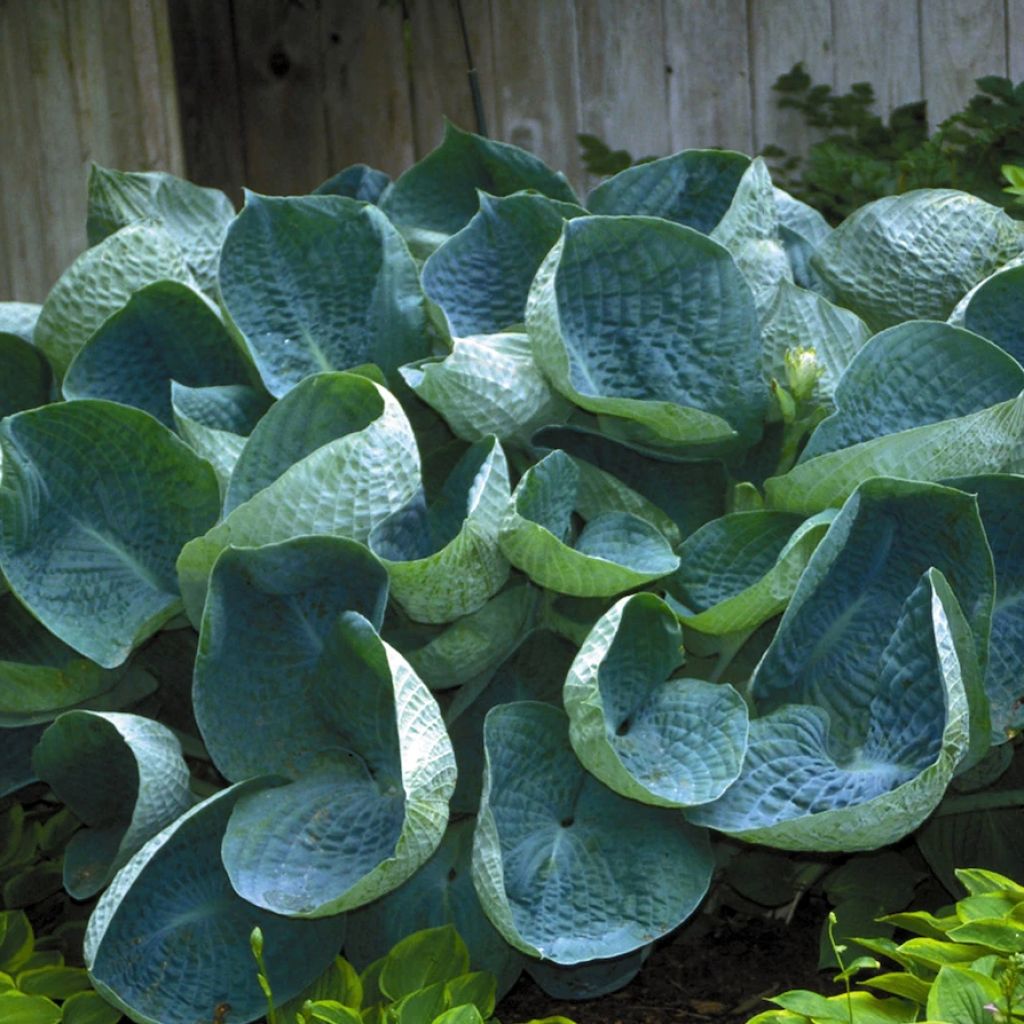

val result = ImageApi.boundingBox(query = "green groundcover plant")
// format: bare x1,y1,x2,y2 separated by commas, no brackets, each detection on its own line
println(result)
2,121,1024,1024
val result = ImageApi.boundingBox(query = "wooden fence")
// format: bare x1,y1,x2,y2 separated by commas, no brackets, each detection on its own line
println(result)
5,0,1024,302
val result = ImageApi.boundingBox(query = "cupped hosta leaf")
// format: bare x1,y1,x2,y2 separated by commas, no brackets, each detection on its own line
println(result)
948,262,1024,364
171,381,273,493
946,474,1024,743
498,451,678,597
710,157,778,251
381,121,578,236
526,946,651,1000
87,164,234,293
220,613,455,916
564,593,748,807
0,303,42,343
668,509,836,635
774,187,832,291
766,324,1024,514
345,818,523,998
472,701,714,963
0,592,157,726
194,536,390,781
760,281,871,401
33,223,196,379
33,711,192,898
62,281,253,427
446,629,575,814
0,333,50,418
219,193,431,396
532,423,728,542
422,192,584,336
402,332,571,447
85,780,348,1024
176,373,419,624
586,149,750,232
368,437,510,623
0,401,220,667
315,163,391,203
688,570,978,850
400,582,538,692
526,216,764,447
811,190,1024,330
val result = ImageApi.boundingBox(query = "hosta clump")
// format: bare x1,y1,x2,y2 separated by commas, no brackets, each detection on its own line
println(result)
2,120,1024,1023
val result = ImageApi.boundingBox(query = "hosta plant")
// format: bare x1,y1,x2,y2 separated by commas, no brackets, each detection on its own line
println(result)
1,121,1024,1023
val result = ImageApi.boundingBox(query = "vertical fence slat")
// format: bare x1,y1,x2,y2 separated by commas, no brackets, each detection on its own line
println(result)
321,0,415,180
663,0,754,155
749,0,834,155
920,0,1007,128
1010,0,1024,82
575,0,670,191
231,0,330,194
407,0,495,159
831,0,922,114
489,0,584,190
168,0,247,201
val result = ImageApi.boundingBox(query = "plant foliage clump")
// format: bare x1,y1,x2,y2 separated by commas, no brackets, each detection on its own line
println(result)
1,121,1024,1024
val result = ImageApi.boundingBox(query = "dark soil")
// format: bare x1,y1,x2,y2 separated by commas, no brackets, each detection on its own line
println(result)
498,898,837,1024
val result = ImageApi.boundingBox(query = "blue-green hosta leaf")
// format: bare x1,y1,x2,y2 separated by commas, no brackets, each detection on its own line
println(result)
402,333,571,447
497,451,679,597
176,374,419,624
84,780,348,1024
170,381,273,494
811,189,1024,330
946,475,1024,743
315,164,391,203
345,819,523,998
400,582,538,692
472,701,713,963
766,324,1024,514
446,629,574,815
710,157,778,251
668,509,836,635
0,303,42,343
368,437,510,623
219,194,432,396
0,725,45,798
0,592,156,726
564,593,747,807
760,281,871,401
62,281,253,427
947,262,1024,364
525,946,651,1000
586,149,750,232
0,333,50,418
532,423,728,542
729,238,793,316
688,570,978,850
526,216,764,447
422,192,584,336
381,121,577,236
774,187,832,291
220,613,455,916
0,401,220,667
86,164,234,293
193,537,390,782
33,223,196,379
33,711,192,898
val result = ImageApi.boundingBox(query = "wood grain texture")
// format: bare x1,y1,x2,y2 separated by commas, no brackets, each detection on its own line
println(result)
831,0,923,114
168,0,246,201
920,0,1007,127
748,0,834,154
1010,0,1024,82
0,0,184,302
321,0,415,179
663,0,753,154
489,0,585,192
231,0,330,194
407,0,495,158
576,0,670,191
